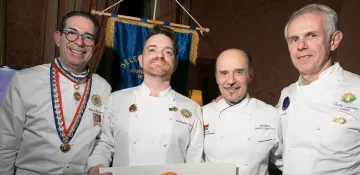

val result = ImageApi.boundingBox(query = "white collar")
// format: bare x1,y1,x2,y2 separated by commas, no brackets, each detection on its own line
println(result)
139,83,173,97
219,94,251,110
297,62,341,86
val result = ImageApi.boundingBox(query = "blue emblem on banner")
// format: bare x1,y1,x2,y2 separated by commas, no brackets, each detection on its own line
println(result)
282,96,290,110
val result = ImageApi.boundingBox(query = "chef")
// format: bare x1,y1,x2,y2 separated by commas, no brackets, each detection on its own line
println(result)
278,3,360,174
87,25,204,174
203,49,282,175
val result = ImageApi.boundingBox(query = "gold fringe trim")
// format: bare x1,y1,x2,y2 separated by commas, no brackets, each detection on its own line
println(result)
105,17,199,65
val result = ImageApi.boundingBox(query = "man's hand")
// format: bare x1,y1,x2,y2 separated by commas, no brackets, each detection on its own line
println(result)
212,95,223,102
88,164,112,175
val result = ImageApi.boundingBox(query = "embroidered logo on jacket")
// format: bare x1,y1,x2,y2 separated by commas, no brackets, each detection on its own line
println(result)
342,92,357,104
334,92,358,112
282,96,290,110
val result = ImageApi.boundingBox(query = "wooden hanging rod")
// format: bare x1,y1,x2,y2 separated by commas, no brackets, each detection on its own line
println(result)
91,10,210,33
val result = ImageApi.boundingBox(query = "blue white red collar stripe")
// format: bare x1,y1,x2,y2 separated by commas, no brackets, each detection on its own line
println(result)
50,63,92,144
54,57,89,83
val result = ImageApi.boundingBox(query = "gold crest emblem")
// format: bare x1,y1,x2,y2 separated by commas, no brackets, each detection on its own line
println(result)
91,94,102,107
181,109,192,118
332,117,347,124
129,104,137,112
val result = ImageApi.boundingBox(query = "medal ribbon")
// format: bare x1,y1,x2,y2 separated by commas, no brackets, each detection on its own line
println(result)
50,63,92,143
54,57,88,83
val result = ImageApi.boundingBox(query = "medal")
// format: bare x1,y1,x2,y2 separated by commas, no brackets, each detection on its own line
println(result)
129,104,137,112
50,61,92,154
73,84,80,90
73,92,81,101
60,142,71,152
181,109,192,118
91,94,102,107
332,117,347,124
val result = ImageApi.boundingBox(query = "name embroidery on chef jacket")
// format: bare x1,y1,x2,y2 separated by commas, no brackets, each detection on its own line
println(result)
255,124,274,130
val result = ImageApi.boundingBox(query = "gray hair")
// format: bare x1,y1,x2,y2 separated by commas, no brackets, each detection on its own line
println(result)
284,4,339,41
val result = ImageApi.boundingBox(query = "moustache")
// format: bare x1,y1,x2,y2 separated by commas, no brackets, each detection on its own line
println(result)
223,85,241,90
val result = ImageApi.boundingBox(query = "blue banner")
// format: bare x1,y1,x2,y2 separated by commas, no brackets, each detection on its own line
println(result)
105,17,199,92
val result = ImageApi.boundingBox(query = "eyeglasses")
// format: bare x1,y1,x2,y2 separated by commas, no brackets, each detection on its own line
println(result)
62,28,96,46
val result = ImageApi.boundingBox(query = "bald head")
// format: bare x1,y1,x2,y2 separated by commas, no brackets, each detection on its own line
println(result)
216,49,253,73
215,49,253,105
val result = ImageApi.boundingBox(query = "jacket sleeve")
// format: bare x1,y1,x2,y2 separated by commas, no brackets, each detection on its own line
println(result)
87,95,115,169
270,116,283,171
0,73,26,174
185,106,204,163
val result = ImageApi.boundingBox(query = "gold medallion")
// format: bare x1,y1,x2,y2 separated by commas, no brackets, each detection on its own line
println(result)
60,142,71,153
129,104,137,112
91,94,102,107
73,84,80,90
181,109,192,118
73,92,81,101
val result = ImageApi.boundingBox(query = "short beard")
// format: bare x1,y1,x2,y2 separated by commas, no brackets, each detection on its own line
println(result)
143,64,172,78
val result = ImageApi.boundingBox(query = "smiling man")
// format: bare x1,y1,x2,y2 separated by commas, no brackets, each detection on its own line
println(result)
87,25,203,175
0,11,111,175
278,4,360,174
202,49,282,175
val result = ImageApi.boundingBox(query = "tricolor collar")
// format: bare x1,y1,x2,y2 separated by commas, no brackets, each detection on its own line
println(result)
54,57,89,83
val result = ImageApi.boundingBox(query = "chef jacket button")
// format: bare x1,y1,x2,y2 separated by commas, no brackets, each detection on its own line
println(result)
316,126,320,130
169,118,172,121
65,164,70,168
220,136,224,139
289,124,293,128
244,163,248,166
247,137,250,140
163,144,167,147
287,148,290,152
133,141,137,144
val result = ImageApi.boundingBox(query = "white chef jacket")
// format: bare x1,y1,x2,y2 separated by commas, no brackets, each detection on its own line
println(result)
203,95,282,175
88,83,204,168
277,63,360,175
0,63,111,175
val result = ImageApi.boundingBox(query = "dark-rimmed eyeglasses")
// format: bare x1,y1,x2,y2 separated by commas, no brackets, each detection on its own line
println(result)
62,28,96,47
